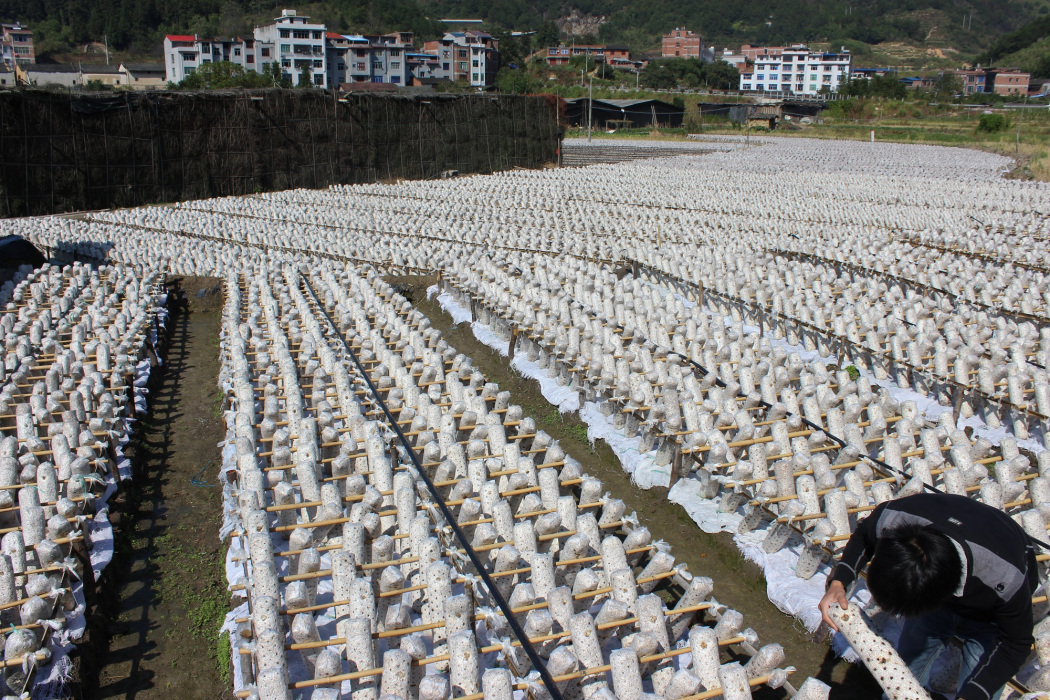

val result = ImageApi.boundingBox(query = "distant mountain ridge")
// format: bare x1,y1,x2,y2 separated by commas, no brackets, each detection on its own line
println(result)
977,15,1050,77
1,0,1046,58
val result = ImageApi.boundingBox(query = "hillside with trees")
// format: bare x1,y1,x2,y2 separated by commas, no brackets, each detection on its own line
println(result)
1,0,1046,60
976,15,1050,77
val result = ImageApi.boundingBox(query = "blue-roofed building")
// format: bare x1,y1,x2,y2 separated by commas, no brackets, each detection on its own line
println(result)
327,31,412,88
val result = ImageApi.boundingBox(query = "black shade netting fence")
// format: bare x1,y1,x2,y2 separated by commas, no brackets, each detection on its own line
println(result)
0,89,561,218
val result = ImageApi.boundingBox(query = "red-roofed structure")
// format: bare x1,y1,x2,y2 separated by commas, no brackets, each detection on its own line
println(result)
165,35,197,43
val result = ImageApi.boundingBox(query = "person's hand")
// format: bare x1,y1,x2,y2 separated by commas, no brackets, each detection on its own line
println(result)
819,580,849,631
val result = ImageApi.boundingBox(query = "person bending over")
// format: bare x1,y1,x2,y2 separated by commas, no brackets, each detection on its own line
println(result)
818,492,1038,700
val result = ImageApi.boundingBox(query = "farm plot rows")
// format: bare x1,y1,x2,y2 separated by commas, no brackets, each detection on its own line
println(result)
6,136,1050,698
0,262,167,695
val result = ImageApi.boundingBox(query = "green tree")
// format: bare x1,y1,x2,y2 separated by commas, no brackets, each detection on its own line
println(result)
840,73,906,99
977,113,1009,132
536,21,559,49
495,32,524,68
176,61,273,90
264,61,291,88
703,60,740,91
934,73,963,100
496,66,540,93
596,61,618,80
641,62,676,89
298,64,313,88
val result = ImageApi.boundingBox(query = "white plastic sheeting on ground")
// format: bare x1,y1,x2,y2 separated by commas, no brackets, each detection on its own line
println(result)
431,286,675,489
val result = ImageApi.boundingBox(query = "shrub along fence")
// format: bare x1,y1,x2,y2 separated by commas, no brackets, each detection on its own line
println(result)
0,88,561,217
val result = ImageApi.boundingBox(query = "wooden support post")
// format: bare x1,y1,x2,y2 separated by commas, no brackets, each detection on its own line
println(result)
508,327,519,361
952,385,964,428
669,444,684,489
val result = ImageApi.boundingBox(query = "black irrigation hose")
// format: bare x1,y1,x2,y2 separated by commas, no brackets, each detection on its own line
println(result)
301,276,566,700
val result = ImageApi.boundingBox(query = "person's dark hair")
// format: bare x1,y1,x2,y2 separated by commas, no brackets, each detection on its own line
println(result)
867,523,962,617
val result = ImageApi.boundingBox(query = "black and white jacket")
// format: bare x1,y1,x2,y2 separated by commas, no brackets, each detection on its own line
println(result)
828,493,1039,700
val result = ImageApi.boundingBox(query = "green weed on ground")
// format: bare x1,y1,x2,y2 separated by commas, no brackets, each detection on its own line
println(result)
155,526,231,684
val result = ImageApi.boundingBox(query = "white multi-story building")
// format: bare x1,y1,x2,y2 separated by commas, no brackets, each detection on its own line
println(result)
326,32,412,88
423,32,498,87
1,23,34,67
164,35,275,83
254,9,327,87
739,44,851,96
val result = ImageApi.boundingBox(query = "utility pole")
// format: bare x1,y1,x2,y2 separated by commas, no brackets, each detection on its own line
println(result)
587,75,593,142
104,35,109,65
1017,92,1028,157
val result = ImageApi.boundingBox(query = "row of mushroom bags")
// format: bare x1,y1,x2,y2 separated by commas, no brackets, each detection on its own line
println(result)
4,135,1050,698
218,262,812,700
0,260,167,695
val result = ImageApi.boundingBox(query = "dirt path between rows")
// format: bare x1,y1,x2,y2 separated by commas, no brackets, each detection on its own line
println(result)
395,275,881,699
78,277,232,700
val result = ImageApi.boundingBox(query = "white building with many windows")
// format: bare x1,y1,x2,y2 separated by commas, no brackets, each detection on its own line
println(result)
422,32,498,87
254,9,327,87
327,32,412,87
164,35,274,84
739,44,851,96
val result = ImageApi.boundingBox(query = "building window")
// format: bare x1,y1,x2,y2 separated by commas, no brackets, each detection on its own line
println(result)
282,59,291,67
356,62,365,70
372,76,383,83
472,72,479,81
261,47,271,57
391,61,400,69
442,62,449,70
281,44,290,53
293,30,309,39
458,50,467,58
234,47,241,56
472,60,479,67
313,73,323,84
458,61,467,71
390,49,400,56
392,75,401,83
313,59,322,68
312,31,322,39
185,66,195,75
373,62,383,70
280,29,290,38
247,54,254,63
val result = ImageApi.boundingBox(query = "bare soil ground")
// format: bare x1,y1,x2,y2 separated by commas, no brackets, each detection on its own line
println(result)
393,275,882,699
77,277,232,700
